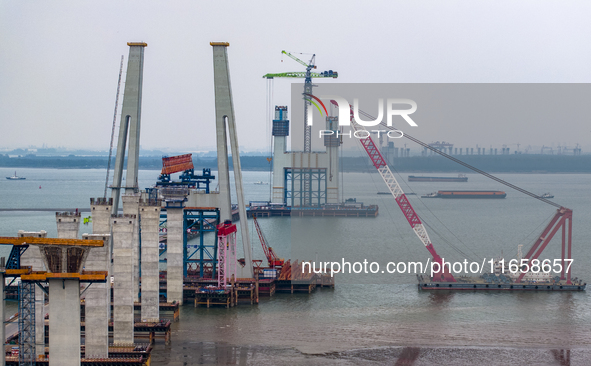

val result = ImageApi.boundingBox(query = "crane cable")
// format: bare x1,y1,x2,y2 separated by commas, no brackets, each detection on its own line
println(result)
104,55,124,199
355,109,563,209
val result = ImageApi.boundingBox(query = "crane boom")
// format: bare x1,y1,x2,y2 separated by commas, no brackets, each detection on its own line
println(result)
334,101,455,282
281,50,314,68
262,71,338,79
252,216,284,268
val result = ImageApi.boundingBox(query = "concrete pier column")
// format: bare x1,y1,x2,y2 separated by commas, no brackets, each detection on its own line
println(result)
18,230,47,357
122,194,141,302
139,201,161,321
56,212,81,239
84,198,113,358
82,197,113,358
48,278,81,366
82,233,110,358
111,214,136,345
166,207,184,305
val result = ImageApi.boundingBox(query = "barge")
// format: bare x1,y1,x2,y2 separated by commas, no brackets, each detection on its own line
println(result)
408,174,467,182
418,274,586,291
422,190,506,199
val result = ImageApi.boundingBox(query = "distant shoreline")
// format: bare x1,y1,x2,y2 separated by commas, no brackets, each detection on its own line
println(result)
1,154,589,173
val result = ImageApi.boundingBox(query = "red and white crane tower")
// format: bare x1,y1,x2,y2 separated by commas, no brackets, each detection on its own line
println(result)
334,101,455,282
217,220,237,288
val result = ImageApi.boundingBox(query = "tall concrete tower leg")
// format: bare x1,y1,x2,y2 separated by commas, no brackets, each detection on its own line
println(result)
139,202,161,321
271,134,286,203
111,42,147,214
212,47,232,222
122,194,141,302
111,214,136,345
48,278,81,366
18,230,47,357
211,42,253,278
326,117,340,204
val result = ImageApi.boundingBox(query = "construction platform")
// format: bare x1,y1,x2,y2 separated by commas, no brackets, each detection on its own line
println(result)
80,301,180,322
5,344,152,366
247,205,378,218
157,268,335,306
42,320,172,345
5,358,150,366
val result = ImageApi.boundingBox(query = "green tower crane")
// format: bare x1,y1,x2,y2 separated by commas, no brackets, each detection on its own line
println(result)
263,50,338,153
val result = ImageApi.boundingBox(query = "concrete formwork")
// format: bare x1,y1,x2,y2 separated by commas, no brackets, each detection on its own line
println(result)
166,207,183,304
111,42,147,214
18,230,47,357
211,42,253,278
111,214,136,345
139,202,161,321
56,212,81,239
122,194,141,303
48,278,81,366
84,198,113,358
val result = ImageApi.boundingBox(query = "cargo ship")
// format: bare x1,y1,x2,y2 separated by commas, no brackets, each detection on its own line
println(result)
408,174,467,182
421,190,506,199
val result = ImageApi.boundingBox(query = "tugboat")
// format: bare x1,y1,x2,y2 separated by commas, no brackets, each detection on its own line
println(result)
6,171,25,180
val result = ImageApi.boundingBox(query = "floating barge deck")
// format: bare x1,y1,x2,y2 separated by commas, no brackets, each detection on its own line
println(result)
422,190,506,199
418,275,586,291
408,175,468,182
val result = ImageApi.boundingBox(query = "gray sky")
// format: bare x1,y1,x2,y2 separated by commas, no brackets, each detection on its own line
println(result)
1,1,590,153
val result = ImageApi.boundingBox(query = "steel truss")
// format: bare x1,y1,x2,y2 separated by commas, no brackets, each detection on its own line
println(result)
18,281,36,366
284,168,327,207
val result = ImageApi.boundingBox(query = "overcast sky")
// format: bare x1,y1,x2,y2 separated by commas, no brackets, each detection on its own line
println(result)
1,1,590,153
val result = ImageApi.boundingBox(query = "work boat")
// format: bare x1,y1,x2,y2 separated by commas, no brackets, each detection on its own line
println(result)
6,171,25,180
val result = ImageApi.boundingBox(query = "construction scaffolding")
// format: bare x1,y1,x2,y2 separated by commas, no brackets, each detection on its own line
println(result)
184,208,220,278
18,281,36,366
284,168,327,207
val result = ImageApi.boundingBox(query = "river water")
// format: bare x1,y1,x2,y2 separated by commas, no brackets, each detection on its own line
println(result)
1,168,590,365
